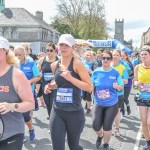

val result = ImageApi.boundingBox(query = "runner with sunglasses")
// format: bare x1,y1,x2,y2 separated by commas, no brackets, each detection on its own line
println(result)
38,43,59,119
92,50,123,149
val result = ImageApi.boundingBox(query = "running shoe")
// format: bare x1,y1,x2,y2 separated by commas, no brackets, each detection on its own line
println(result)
103,143,110,150
143,142,150,150
23,136,27,143
96,136,103,149
114,128,120,137
29,128,35,141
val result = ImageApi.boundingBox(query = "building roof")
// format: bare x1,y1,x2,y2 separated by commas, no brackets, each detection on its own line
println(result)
0,8,59,33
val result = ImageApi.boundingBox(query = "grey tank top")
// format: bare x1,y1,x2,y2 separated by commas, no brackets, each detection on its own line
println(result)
0,66,24,141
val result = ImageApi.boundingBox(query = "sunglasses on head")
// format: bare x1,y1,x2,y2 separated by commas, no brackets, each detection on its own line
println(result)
102,57,112,60
46,49,54,52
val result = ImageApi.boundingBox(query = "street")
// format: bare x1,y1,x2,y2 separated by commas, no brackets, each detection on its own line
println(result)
23,89,143,150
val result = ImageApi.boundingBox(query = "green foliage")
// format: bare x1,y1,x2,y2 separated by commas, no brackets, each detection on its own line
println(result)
51,0,109,40
50,18,70,34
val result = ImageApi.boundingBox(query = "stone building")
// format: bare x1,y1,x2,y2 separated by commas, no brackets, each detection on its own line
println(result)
141,27,150,47
0,0,60,54
114,19,133,50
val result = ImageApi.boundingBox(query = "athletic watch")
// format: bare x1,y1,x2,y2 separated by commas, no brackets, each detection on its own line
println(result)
11,103,18,112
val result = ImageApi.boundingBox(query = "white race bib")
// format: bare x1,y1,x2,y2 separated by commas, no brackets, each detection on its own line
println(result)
43,73,54,82
56,88,73,103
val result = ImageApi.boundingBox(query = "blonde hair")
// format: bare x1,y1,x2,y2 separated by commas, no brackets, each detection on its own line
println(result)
14,46,26,54
72,48,80,59
22,44,30,54
6,50,19,66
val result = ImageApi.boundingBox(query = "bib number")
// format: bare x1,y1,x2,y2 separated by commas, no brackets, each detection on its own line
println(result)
43,73,54,82
97,89,110,100
140,84,150,93
56,88,73,103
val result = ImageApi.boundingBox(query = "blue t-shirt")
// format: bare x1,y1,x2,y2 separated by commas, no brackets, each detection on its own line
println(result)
121,61,133,87
91,68,124,106
132,58,139,67
83,60,93,71
20,60,40,90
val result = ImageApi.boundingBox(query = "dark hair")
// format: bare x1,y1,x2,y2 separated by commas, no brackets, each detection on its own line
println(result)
121,51,133,67
102,50,112,59
9,45,14,49
46,42,56,50
113,49,121,56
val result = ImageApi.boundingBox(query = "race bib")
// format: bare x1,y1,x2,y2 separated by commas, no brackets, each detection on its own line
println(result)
140,84,150,93
43,73,54,82
97,89,110,100
56,88,73,103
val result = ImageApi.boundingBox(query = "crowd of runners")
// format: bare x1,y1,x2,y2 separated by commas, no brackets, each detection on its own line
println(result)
0,34,150,150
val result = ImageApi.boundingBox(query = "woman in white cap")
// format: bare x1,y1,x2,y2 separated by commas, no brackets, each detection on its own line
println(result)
45,34,93,150
0,36,34,150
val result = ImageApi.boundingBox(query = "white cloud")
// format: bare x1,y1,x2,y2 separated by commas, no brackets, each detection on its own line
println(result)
105,0,150,48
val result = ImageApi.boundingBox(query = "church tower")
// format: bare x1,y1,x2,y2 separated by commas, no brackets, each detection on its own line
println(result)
114,19,124,44
0,0,5,11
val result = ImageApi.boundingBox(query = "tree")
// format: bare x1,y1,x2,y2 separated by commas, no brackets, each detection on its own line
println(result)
52,0,108,40
51,17,71,34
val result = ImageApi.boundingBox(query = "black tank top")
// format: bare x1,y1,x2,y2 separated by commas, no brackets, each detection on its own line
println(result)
41,56,58,82
54,58,82,111
0,66,24,141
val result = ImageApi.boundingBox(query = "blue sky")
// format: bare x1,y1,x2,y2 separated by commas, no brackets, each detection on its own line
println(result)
5,0,150,48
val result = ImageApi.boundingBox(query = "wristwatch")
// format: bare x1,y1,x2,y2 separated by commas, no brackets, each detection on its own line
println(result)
11,103,18,112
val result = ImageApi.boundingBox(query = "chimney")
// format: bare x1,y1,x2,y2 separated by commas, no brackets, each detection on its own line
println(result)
36,11,43,21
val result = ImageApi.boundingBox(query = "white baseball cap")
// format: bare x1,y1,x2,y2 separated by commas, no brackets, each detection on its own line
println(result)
58,34,75,47
0,36,10,50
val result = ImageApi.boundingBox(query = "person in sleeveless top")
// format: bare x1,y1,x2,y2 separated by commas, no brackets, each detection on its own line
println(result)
45,34,93,150
0,37,34,150
134,46,150,150
36,52,46,107
38,43,58,119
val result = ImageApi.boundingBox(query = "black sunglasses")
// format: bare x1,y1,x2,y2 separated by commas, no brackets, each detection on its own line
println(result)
46,49,54,52
102,57,112,60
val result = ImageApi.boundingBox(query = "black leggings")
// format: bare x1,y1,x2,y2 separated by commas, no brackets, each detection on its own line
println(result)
123,86,132,105
0,133,24,150
50,108,85,150
42,82,56,117
92,103,118,131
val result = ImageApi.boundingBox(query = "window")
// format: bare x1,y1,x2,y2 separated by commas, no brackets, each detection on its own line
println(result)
11,28,17,39
3,28,9,38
